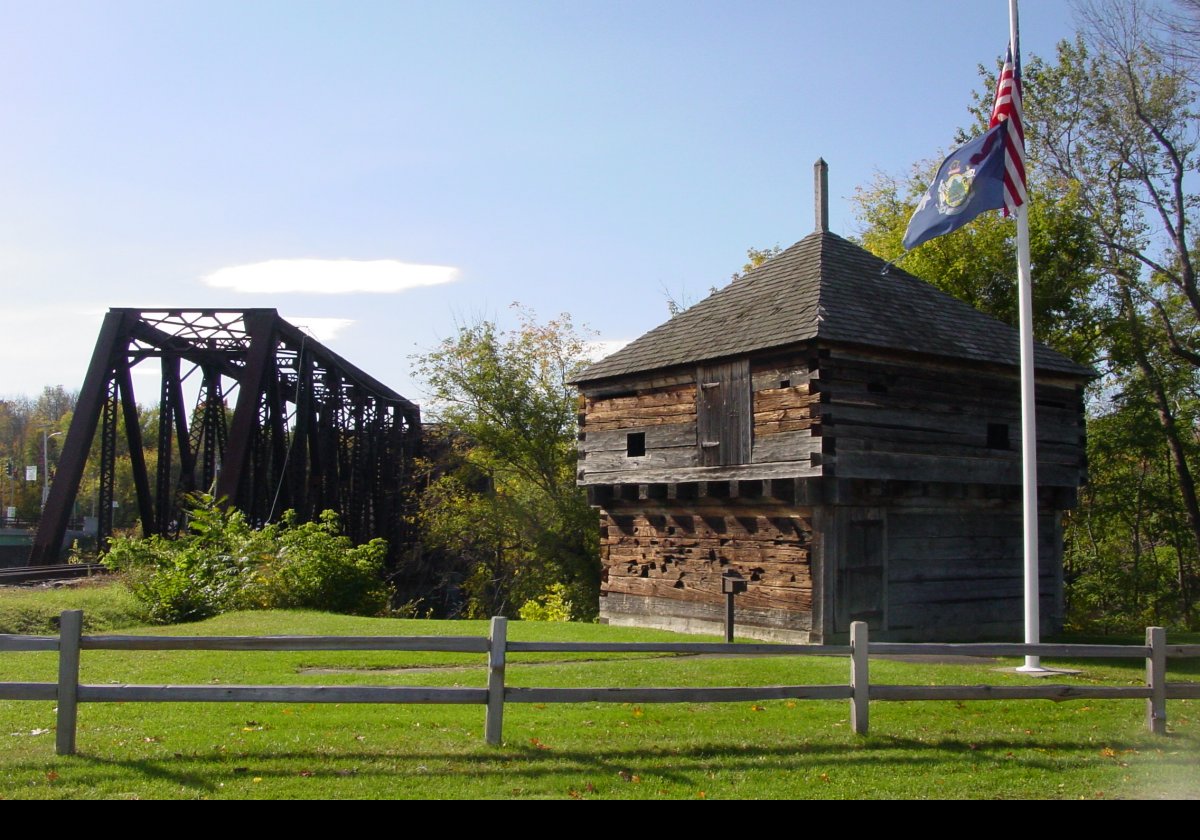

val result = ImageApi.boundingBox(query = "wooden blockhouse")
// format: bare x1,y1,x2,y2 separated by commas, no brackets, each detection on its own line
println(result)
573,162,1091,643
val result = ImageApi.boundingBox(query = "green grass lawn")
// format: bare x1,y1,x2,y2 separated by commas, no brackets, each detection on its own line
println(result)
0,577,148,635
0,585,1197,799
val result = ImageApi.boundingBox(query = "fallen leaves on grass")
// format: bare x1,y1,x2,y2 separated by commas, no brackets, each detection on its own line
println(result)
567,783,595,799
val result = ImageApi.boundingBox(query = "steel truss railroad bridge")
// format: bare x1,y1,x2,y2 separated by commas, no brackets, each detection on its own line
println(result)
32,309,421,565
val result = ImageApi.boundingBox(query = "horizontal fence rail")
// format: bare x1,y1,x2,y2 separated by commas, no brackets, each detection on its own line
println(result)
78,635,492,653
0,611,1196,755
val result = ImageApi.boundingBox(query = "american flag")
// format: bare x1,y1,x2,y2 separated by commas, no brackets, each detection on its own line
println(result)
989,46,1026,215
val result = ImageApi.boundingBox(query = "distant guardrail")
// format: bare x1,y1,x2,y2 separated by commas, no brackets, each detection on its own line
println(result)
0,564,105,585
1,612,1197,756
0,517,85,531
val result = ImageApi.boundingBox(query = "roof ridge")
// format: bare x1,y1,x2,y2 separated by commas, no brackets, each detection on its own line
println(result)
575,229,1091,383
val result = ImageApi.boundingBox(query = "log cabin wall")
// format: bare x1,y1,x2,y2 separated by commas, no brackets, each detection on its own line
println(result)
814,346,1087,492
749,358,822,465
598,500,817,642
808,345,1081,642
817,486,1065,642
580,355,826,642
578,344,1084,643
577,372,699,482
577,357,824,487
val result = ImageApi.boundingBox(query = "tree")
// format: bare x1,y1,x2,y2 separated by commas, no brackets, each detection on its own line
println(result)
410,307,600,620
851,6,1200,628
1067,346,1200,628
1034,12,1197,363
1028,2,1200,620
853,168,1102,364
1146,0,1200,79
0,384,167,533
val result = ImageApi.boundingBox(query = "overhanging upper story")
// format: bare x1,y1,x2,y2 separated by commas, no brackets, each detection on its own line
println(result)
574,229,1093,504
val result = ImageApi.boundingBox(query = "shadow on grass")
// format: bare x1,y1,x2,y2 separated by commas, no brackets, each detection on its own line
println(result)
19,732,1192,797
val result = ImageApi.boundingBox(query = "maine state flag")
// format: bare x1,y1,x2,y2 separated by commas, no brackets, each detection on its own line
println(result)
902,121,1008,251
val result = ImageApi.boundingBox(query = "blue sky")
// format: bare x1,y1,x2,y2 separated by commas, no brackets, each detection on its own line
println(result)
0,0,1081,406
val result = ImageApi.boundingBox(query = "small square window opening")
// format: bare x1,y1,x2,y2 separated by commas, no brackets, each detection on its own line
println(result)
626,432,647,458
987,423,1010,450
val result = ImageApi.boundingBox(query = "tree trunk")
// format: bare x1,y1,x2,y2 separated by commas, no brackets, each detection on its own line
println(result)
1123,287,1200,596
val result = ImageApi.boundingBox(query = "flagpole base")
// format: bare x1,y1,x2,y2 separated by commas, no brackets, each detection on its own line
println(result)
1016,656,1050,674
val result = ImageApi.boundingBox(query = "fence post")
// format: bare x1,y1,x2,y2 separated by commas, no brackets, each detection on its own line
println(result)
850,620,869,736
1146,626,1166,735
485,616,507,746
55,609,83,756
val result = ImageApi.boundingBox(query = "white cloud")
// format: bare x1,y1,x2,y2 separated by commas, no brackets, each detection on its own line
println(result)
282,316,355,343
202,258,460,294
587,338,631,361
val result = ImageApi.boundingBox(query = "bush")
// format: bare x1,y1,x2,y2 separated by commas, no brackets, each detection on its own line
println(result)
518,583,574,622
102,495,391,624
258,510,390,616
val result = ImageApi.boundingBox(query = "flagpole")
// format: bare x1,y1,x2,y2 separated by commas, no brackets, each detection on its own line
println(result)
1008,0,1044,673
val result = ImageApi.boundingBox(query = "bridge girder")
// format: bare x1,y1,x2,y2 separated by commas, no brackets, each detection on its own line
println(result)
31,309,421,565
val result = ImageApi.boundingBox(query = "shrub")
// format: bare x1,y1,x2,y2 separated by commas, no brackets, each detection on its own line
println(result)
102,495,391,623
518,583,574,622
258,510,391,616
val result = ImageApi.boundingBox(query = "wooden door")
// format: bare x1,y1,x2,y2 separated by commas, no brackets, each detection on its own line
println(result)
834,510,886,632
696,359,751,466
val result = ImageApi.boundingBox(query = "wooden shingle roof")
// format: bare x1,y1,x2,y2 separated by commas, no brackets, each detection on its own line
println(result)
576,231,1092,383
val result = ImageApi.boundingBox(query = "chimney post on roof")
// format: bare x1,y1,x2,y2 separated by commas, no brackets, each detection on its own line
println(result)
814,158,829,233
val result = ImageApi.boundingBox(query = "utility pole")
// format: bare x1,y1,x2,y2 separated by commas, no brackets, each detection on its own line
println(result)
42,430,63,510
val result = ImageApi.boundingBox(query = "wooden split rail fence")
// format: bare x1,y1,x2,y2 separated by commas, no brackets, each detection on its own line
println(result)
1,610,1198,756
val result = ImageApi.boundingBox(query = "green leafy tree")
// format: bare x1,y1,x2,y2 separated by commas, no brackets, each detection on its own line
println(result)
1067,370,1199,629
851,7,1200,628
1027,3,1200,624
412,308,600,620
854,169,1102,364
